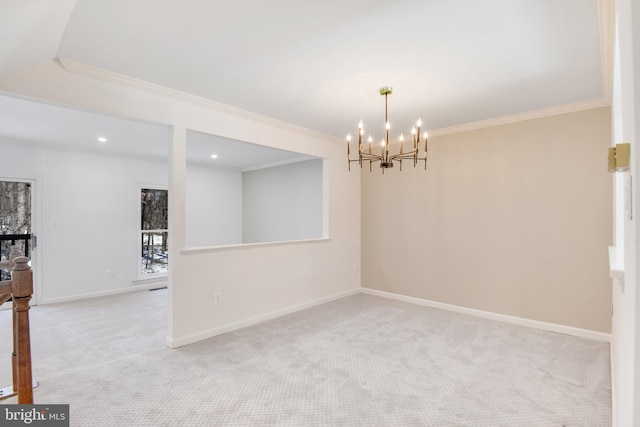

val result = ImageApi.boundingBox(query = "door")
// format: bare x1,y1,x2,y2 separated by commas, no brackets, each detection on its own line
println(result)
0,179,36,298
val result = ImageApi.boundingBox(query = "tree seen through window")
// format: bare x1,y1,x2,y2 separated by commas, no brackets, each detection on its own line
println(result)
141,188,168,276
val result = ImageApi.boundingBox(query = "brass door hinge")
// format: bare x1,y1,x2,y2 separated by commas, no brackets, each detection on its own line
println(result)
608,143,630,172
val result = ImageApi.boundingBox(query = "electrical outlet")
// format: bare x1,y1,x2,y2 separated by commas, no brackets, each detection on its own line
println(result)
353,265,359,275
214,292,222,305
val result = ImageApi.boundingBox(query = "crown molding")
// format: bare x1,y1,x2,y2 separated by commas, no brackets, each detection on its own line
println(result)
56,57,344,145
429,98,610,137
598,0,615,103
57,58,611,143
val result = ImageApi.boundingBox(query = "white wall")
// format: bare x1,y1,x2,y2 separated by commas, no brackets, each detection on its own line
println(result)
0,139,168,303
0,60,362,347
242,159,323,243
185,164,242,247
0,139,253,303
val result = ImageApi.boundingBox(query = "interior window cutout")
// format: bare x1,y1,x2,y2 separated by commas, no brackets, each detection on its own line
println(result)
185,130,325,248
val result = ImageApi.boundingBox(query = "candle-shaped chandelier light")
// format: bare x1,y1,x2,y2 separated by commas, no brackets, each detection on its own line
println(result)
347,87,428,172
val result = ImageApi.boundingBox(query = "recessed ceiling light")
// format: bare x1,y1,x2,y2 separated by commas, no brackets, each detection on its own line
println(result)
98,137,107,143
210,154,218,159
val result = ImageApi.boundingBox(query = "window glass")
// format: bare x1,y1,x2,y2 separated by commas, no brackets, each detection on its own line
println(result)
0,181,32,281
140,188,168,276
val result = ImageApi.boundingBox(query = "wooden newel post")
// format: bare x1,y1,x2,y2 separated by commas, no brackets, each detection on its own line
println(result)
11,256,33,404
9,246,24,399
8,246,22,266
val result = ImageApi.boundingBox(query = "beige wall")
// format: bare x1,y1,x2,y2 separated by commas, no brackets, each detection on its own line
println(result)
362,107,612,333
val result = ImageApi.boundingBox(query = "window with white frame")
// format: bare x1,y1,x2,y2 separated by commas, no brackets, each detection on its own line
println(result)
140,187,168,277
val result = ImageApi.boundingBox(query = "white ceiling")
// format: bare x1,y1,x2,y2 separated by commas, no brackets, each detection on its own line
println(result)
186,130,315,170
0,0,607,161
0,95,312,170
0,95,169,160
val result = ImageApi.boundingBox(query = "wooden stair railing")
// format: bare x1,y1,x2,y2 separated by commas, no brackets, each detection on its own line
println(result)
0,251,34,404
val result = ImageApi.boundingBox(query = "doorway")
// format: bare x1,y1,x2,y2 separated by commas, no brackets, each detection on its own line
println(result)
0,178,36,302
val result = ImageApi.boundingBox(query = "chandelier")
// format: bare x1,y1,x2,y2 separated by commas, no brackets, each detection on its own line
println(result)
347,87,428,172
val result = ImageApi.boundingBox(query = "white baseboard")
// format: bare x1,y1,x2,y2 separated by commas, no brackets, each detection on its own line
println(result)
166,288,361,348
361,288,611,342
40,284,610,345
39,281,167,305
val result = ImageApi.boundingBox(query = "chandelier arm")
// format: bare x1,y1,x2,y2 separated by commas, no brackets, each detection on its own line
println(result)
389,152,422,162
360,153,384,162
388,151,428,169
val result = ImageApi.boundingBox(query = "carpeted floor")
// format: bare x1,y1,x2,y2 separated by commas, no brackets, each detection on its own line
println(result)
1,291,610,426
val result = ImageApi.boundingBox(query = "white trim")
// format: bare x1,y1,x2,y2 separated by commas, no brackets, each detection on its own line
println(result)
181,237,331,254
610,340,617,427
609,245,625,281
322,158,330,239
598,0,615,103
240,155,318,173
166,288,360,348
131,276,168,287
41,283,611,344
56,57,344,146
361,287,611,342
429,98,610,137
40,282,164,305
